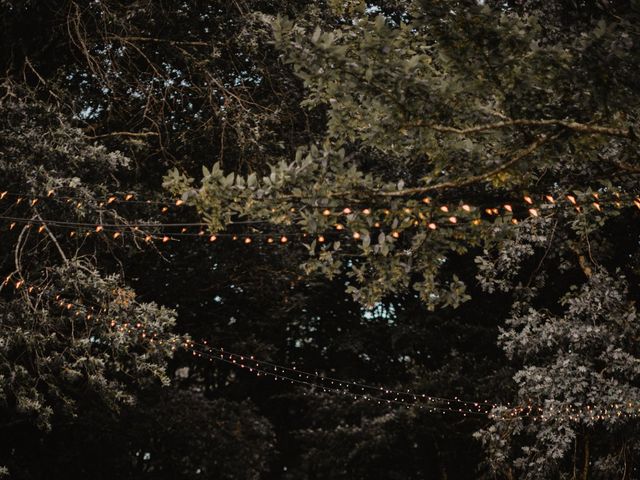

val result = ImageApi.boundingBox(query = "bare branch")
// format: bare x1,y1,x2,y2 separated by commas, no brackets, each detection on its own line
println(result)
108,36,210,48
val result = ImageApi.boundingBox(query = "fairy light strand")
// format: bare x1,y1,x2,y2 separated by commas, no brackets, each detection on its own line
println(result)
4,278,640,422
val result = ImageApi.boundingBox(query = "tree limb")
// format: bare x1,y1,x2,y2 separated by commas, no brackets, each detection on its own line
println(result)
380,133,552,197
86,131,159,140
407,118,634,138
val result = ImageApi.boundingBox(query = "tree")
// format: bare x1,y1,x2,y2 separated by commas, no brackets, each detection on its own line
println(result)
476,271,640,479
0,93,183,475
164,0,640,476
2,0,640,477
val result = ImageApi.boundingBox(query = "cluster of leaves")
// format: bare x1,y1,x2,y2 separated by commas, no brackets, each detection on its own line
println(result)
0,261,178,430
477,271,640,479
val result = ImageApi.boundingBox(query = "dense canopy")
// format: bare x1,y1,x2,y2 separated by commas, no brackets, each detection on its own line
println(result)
1,1,639,478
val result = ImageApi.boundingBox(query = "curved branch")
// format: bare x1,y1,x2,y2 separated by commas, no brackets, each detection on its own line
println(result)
380,133,552,197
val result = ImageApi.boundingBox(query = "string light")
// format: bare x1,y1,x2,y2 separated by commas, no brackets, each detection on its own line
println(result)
1,189,638,252
11,277,640,423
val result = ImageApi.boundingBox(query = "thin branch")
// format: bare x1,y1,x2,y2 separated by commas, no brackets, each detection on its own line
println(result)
407,118,634,138
34,210,68,262
380,133,552,197
86,131,159,140
613,160,640,173
108,35,210,48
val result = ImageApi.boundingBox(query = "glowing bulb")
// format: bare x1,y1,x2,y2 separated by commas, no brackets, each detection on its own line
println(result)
462,204,471,212
322,209,331,216
38,225,45,233
528,208,539,217
0,191,7,199
440,205,449,213
113,232,121,239
343,207,352,214
448,216,457,224
318,235,325,242
422,197,431,204
107,196,116,204
95,225,104,233
566,195,577,205
504,204,513,212
428,222,437,230
209,235,217,242
335,223,344,230
267,237,274,244
353,231,361,240
391,231,400,238
280,236,288,243
125,194,134,201
162,236,170,243
592,202,601,211
161,206,169,213
244,237,252,244
175,199,185,206
523,196,533,204
362,208,371,215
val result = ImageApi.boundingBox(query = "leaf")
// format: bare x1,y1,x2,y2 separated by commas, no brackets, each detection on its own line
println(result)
312,26,321,44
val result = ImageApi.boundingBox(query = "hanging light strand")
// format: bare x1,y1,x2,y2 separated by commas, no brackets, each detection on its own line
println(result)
6,276,640,422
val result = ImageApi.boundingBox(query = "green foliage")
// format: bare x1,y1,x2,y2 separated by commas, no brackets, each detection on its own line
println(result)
0,95,181,474
477,271,640,478
164,1,640,477
2,0,640,478
1,261,178,430
166,0,639,307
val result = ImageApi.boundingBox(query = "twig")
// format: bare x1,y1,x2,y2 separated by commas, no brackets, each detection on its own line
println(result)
33,210,68,262
407,118,634,138
380,133,552,197
86,131,159,140
109,35,210,48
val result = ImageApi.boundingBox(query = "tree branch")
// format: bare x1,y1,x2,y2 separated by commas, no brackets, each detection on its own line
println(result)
86,131,159,140
380,133,552,197
108,36,210,48
407,118,634,138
